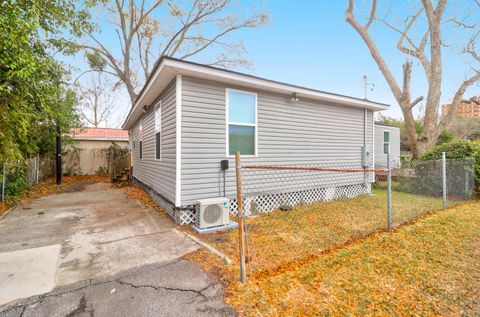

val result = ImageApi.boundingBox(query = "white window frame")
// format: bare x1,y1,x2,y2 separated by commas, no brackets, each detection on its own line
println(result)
139,120,144,160
383,130,390,155
225,88,258,158
154,102,162,161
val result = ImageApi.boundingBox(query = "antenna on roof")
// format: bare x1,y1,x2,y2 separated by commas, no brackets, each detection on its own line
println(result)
362,75,375,100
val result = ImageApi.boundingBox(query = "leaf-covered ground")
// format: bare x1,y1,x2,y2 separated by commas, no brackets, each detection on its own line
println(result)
192,190,446,277
189,200,480,316
112,183,479,315
0,175,110,215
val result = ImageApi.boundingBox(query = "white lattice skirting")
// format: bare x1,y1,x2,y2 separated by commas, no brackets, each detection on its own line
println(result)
229,183,370,216
139,180,371,225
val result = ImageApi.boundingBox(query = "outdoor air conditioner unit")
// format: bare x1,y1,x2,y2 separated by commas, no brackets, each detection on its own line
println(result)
195,197,230,229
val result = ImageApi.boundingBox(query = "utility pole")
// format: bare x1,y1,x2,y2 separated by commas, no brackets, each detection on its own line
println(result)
56,124,62,185
362,75,375,100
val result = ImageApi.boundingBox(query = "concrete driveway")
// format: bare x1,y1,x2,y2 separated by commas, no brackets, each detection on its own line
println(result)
0,182,234,316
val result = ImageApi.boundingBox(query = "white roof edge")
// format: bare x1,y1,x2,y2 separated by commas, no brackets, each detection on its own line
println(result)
122,60,168,129
123,58,390,129
374,124,401,129
167,59,389,111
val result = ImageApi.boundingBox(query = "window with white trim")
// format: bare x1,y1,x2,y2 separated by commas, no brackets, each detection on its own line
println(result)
139,120,143,160
227,89,257,156
383,131,390,155
154,103,162,160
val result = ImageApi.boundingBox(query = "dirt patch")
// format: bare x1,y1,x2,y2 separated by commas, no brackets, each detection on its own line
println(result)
54,175,111,193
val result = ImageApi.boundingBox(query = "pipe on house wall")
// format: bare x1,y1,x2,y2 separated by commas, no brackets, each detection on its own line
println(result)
364,108,367,148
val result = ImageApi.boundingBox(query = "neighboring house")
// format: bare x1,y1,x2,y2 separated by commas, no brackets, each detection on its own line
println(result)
374,124,401,168
442,97,480,118
65,128,129,175
122,57,389,224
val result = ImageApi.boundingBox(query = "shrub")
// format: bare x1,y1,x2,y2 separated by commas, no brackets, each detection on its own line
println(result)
5,166,30,198
419,141,480,193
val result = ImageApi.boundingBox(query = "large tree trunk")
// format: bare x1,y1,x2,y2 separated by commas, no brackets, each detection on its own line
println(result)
125,81,138,104
345,0,480,159
401,103,420,157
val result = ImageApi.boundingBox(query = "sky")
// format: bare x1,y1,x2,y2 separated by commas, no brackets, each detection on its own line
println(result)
69,0,480,128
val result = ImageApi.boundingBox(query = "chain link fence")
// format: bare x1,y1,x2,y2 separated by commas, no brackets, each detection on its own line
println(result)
233,152,476,281
0,154,55,202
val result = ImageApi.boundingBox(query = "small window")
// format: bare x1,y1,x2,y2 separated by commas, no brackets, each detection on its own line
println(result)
227,90,257,156
154,103,162,160
383,131,390,155
139,121,143,160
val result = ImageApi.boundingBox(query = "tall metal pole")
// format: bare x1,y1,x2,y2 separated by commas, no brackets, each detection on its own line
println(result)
387,152,392,230
235,151,247,283
56,124,62,185
442,151,447,209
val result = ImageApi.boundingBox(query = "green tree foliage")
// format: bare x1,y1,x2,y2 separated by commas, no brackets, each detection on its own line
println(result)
436,130,454,145
420,141,480,190
376,115,421,151
376,114,454,151
0,0,90,164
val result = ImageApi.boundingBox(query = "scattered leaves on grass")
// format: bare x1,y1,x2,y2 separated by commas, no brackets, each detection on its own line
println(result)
98,182,480,316
186,193,479,316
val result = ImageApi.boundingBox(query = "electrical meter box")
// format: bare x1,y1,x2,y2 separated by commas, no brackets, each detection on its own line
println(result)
361,146,372,167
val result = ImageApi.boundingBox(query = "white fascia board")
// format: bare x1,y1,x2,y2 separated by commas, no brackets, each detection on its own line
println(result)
166,59,389,111
123,58,390,129
122,60,170,130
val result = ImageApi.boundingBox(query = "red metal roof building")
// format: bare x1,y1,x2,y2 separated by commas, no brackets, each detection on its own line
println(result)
71,128,129,141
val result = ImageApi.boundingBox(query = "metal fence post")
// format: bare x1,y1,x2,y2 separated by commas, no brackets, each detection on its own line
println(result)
35,154,39,184
442,151,447,209
235,151,247,283
387,152,392,230
1,164,6,202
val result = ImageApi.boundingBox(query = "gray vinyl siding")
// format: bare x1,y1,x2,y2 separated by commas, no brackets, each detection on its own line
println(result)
181,76,374,206
374,125,401,167
131,80,176,203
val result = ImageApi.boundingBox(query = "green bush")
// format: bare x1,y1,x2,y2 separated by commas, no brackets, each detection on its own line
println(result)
419,141,480,192
4,166,30,198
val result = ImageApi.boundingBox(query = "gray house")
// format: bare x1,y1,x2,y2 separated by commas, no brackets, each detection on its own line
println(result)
122,57,389,224
374,124,401,167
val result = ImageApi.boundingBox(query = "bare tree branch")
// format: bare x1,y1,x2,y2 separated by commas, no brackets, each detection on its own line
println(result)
439,71,480,130
345,0,403,102
81,0,269,103
410,96,424,110
77,74,117,128
346,0,480,157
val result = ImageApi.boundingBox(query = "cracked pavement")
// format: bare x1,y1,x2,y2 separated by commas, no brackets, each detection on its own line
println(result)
0,182,235,316
0,259,236,317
